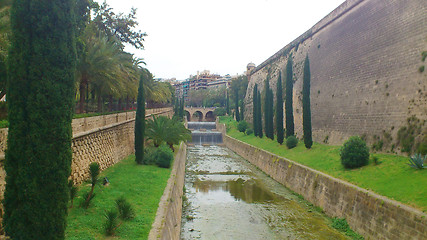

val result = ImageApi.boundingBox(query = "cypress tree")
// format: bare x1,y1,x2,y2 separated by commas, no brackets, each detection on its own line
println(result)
240,100,245,121
179,97,184,120
235,88,240,121
226,90,230,115
285,55,295,137
253,84,258,136
135,76,145,164
4,0,76,238
264,78,274,140
173,97,179,118
257,91,263,138
303,55,313,148
268,88,274,140
264,78,269,138
276,72,284,144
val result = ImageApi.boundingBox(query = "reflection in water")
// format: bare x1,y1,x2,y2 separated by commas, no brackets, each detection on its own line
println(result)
181,145,348,240
193,177,275,203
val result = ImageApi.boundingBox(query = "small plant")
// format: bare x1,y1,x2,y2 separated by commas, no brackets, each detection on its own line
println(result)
104,209,119,236
419,66,425,73
340,136,369,169
323,135,329,144
286,135,298,149
116,196,135,220
331,218,363,239
371,155,381,165
407,153,426,169
245,128,253,135
80,191,96,209
68,180,78,208
237,120,249,133
83,162,100,209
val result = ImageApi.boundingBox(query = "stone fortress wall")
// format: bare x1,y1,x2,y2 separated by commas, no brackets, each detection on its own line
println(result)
244,0,427,148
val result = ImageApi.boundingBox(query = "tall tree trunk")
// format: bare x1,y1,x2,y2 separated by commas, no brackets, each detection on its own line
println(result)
125,96,129,110
97,96,102,113
78,77,87,114
108,95,113,112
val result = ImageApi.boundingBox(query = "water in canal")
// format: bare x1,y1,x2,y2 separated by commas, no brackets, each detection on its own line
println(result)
181,145,348,240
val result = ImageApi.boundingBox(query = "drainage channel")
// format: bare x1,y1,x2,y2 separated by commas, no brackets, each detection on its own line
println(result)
181,145,348,240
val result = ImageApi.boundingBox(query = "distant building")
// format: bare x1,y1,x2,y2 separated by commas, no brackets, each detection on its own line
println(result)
172,70,232,101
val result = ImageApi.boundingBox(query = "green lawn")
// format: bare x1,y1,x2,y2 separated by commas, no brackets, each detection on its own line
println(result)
66,155,171,239
220,116,427,212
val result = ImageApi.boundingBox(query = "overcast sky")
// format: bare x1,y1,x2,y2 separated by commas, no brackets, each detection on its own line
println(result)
99,0,346,80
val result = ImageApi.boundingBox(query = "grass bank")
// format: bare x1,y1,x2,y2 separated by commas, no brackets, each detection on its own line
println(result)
66,155,171,239
220,116,427,212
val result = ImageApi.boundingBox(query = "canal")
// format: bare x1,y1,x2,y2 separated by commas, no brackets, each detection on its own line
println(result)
181,145,349,239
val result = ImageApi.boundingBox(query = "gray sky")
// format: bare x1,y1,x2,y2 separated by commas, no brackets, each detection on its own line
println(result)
99,0,346,80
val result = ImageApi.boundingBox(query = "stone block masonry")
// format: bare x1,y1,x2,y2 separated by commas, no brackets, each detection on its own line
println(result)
0,108,173,221
245,0,427,149
223,132,427,239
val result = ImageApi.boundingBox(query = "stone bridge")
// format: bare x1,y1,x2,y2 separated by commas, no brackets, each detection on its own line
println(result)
184,107,216,121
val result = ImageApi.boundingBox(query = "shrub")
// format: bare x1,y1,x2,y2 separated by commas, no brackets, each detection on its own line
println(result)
116,197,135,220
104,209,119,236
286,136,298,149
340,136,369,169
237,120,249,133
150,144,174,168
83,162,100,208
214,107,226,116
371,155,381,165
245,128,254,135
407,153,426,169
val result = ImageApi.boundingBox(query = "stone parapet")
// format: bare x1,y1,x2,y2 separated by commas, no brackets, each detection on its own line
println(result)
148,142,187,240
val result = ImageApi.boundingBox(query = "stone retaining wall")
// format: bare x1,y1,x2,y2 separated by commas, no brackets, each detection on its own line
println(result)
223,131,427,239
148,142,187,240
0,108,171,157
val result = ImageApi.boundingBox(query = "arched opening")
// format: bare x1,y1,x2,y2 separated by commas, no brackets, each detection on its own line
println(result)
205,111,215,122
184,110,191,121
192,111,203,122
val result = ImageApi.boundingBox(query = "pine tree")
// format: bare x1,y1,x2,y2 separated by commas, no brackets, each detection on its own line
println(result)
257,91,263,138
303,55,313,148
285,55,295,137
4,0,76,238
276,72,284,144
235,88,240,121
253,84,258,136
135,76,145,164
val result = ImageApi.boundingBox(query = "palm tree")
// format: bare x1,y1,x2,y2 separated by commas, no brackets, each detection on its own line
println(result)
145,116,191,151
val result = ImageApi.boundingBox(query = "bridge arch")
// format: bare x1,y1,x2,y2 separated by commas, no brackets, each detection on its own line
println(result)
184,107,217,122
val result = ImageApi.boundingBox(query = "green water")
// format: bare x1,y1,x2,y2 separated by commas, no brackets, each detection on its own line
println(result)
181,145,349,240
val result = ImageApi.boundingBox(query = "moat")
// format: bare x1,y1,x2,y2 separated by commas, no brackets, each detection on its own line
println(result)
181,145,348,239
